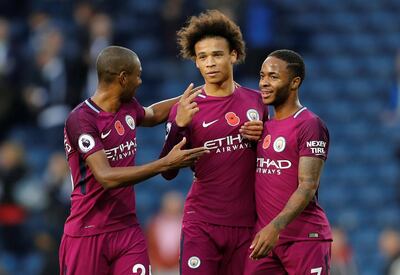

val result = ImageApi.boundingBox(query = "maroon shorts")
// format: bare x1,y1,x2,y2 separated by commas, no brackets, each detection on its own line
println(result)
244,240,331,275
180,220,253,275
59,225,150,275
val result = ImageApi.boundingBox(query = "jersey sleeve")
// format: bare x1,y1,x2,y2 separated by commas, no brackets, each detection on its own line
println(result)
262,104,269,121
297,117,329,160
65,111,104,160
131,97,146,126
159,104,190,180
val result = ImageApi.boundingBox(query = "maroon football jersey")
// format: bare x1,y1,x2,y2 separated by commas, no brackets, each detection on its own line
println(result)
255,107,332,243
161,87,267,227
63,98,145,236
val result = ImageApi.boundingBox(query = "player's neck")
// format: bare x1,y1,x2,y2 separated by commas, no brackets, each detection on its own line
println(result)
91,89,121,113
274,99,302,120
203,80,235,97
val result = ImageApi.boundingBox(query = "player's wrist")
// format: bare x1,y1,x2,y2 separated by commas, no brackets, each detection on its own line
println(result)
174,118,188,128
271,218,286,232
158,157,171,172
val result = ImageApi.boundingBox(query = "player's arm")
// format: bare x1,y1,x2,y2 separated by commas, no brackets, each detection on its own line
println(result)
141,97,180,127
141,83,202,127
159,122,189,180
250,156,324,259
159,85,201,179
86,137,208,189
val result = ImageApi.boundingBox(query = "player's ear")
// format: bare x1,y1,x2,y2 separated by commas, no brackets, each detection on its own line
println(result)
230,50,238,64
291,77,301,89
119,71,128,86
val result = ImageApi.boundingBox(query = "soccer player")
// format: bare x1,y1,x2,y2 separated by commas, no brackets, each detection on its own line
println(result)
159,10,266,275
245,49,332,274
59,46,208,275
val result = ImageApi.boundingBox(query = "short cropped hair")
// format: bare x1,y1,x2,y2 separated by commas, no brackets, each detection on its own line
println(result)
96,46,137,83
177,10,246,63
269,49,305,85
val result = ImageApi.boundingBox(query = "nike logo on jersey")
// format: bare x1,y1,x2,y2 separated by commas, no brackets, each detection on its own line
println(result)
101,129,112,139
202,119,219,128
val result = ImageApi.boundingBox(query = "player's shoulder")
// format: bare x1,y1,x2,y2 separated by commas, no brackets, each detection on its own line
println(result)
236,85,260,96
295,107,327,129
126,97,142,108
235,86,263,104
66,100,98,127
117,97,144,114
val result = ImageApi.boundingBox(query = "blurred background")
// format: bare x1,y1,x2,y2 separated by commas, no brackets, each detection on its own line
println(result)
0,0,399,274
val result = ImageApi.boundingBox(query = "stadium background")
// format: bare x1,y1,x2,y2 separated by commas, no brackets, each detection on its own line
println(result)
0,0,399,274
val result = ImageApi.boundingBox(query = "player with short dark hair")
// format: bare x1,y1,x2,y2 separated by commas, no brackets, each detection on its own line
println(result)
59,45,208,275
245,49,332,274
160,10,267,275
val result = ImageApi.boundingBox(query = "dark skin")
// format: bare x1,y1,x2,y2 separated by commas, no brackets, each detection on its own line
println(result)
85,47,209,189
250,56,325,259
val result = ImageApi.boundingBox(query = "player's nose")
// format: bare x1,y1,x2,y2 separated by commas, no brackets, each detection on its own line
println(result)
259,79,270,88
205,57,216,67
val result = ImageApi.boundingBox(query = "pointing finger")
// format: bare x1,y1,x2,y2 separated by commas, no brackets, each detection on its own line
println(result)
186,89,202,103
181,83,194,100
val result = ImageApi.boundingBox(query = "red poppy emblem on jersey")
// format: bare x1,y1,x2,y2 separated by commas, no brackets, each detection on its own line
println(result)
225,112,240,126
263,135,271,149
115,120,125,135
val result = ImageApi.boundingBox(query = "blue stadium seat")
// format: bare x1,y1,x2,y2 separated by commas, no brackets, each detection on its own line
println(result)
346,34,378,54
324,13,364,33
125,0,162,14
311,34,344,55
364,11,399,32
128,37,160,60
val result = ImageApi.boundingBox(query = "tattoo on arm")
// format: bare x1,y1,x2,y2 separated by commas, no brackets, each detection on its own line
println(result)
272,157,324,231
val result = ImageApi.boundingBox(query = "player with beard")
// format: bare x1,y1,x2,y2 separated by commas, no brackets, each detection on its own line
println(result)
245,49,332,274
159,10,267,275
59,46,208,275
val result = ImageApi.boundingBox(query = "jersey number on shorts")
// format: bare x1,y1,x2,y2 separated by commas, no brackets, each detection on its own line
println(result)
311,267,322,275
132,264,152,275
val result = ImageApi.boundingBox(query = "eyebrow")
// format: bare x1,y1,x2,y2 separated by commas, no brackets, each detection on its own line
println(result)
197,50,225,55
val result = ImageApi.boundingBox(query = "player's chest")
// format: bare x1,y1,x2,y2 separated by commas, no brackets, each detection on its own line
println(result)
258,123,298,158
97,112,138,151
190,100,262,142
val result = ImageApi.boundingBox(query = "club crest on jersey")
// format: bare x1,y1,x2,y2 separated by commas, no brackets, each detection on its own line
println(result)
78,134,95,153
263,134,271,149
115,120,125,135
225,111,240,126
273,137,286,152
165,122,172,140
188,256,201,269
125,115,135,130
246,109,260,121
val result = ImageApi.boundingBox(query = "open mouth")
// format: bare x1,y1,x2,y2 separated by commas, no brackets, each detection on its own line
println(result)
260,89,273,99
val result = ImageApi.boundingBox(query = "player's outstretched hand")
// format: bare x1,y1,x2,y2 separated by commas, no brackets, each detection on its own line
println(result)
175,83,202,127
164,137,209,169
239,120,263,141
249,223,280,260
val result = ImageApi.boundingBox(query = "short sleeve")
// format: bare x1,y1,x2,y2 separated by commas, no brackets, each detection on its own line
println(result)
131,97,146,126
65,111,104,160
262,104,269,121
297,117,329,160
159,104,190,180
